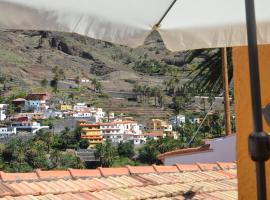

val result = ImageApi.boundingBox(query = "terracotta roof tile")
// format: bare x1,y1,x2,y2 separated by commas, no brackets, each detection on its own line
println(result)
69,169,101,178
127,166,156,174
36,170,71,180
217,162,237,170
153,165,179,173
0,164,238,200
0,172,38,182
197,163,221,171
98,167,129,177
176,163,201,172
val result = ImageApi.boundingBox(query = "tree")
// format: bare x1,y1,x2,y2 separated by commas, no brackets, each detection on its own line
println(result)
50,79,58,92
91,78,103,93
52,127,80,150
186,48,233,94
5,104,15,118
95,142,118,167
138,137,185,164
186,48,233,135
165,68,182,96
117,142,135,158
40,79,48,87
50,150,61,168
25,141,48,169
79,139,90,149
95,82,103,93
2,138,30,172
133,84,142,103
138,139,160,164
172,96,186,113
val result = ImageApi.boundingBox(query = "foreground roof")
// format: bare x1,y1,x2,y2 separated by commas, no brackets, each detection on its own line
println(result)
157,145,211,161
0,162,237,200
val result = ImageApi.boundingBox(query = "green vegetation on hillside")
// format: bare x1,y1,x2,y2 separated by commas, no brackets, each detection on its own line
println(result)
0,48,28,65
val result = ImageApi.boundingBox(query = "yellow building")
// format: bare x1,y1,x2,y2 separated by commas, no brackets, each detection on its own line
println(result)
60,104,72,111
146,119,178,139
146,119,168,131
80,123,103,148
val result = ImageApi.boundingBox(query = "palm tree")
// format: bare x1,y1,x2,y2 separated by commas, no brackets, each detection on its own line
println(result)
91,78,103,93
50,150,61,168
165,68,182,96
95,142,117,167
133,84,144,103
146,86,152,104
91,78,98,90
152,86,163,107
141,85,148,103
186,48,233,135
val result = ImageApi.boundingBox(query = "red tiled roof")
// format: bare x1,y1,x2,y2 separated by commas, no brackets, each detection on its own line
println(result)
0,172,38,182
127,165,156,174
197,163,221,171
157,144,211,160
0,162,238,200
36,169,71,180
99,167,129,177
176,163,201,172
217,162,237,170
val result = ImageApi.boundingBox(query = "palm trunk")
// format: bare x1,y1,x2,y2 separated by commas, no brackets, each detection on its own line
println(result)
221,48,232,136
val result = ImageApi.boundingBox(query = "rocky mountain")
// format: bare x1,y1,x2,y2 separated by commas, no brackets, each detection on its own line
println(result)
0,30,187,93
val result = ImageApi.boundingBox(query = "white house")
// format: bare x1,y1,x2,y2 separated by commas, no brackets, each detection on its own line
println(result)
11,121,49,134
0,104,7,121
169,114,185,128
0,127,16,139
100,120,143,145
73,103,88,111
73,106,105,122
158,134,236,165
81,78,90,83
24,93,51,112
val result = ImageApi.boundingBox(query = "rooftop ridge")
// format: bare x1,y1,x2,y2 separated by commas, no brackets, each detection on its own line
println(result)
0,162,236,183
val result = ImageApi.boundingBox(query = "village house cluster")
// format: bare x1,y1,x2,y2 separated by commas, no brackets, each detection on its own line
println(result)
0,92,199,148
0,92,108,139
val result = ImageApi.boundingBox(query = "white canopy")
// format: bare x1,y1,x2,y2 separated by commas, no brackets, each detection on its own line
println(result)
0,0,270,51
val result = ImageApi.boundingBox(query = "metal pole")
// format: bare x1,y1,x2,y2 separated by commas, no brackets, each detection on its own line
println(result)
245,0,269,199
155,0,178,28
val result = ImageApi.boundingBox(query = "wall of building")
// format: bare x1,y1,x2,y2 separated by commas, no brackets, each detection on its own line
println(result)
163,135,235,165
233,45,270,199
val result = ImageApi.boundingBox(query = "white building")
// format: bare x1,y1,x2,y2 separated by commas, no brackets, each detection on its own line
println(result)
169,114,185,128
24,93,51,112
100,120,144,145
11,121,49,134
73,106,105,122
73,103,88,111
0,104,7,121
158,134,236,165
0,127,16,139
81,78,90,83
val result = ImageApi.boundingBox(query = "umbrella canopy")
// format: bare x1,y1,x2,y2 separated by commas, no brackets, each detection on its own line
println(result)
0,0,270,51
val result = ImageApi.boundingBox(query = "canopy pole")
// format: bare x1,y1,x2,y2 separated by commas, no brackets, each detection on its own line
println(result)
221,48,232,136
155,0,177,28
245,0,269,200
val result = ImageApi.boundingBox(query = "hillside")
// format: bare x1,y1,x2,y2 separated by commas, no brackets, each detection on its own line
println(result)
0,30,187,91
0,30,191,121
